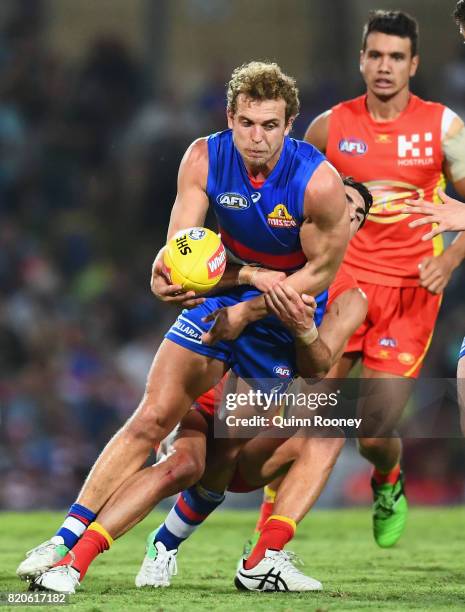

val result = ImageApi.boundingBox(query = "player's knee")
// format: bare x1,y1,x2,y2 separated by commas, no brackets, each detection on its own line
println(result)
166,449,205,489
124,407,174,445
357,437,385,455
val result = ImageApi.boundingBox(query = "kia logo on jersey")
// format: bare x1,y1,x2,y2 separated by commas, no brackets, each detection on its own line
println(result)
338,138,368,155
217,193,250,210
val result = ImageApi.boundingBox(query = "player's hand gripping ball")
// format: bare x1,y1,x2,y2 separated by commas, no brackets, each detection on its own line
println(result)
163,227,226,293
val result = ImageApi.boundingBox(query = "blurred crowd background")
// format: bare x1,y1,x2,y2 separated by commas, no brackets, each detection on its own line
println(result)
1,0,465,511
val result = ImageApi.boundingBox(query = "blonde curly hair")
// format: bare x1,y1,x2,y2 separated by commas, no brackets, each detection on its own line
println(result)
227,61,300,122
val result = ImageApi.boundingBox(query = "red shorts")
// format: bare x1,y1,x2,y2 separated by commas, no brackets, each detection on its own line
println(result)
345,281,441,378
228,467,260,493
193,375,228,417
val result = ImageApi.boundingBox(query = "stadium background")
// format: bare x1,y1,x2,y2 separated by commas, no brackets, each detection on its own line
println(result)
0,0,464,513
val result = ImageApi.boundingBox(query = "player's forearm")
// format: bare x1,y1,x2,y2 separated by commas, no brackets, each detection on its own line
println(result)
211,264,257,291
443,231,465,267
237,261,338,326
282,258,339,297
295,336,331,379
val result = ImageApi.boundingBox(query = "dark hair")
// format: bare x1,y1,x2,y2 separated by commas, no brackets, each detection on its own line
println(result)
454,1,465,25
362,10,419,57
342,176,373,228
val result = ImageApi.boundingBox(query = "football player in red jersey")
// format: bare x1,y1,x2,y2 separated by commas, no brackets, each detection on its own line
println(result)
305,10,465,548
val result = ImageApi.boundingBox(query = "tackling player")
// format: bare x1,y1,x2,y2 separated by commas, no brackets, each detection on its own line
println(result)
305,10,465,548
17,62,349,586
25,179,371,594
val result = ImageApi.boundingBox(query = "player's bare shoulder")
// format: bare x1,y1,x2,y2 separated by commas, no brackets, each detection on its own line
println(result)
178,137,209,187
303,161,347,224
304,110,332,152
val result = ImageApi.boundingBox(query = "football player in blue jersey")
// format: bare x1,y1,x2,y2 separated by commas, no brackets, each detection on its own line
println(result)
17,61,349,591
26,178,371,595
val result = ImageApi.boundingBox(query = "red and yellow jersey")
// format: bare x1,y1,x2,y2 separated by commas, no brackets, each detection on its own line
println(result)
326,94,446,287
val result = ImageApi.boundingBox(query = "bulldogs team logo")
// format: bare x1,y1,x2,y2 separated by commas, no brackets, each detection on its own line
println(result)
267,204,297,228
339,138,368,155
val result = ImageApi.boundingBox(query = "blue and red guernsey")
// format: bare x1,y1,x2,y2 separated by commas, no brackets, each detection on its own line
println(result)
207,130,326,272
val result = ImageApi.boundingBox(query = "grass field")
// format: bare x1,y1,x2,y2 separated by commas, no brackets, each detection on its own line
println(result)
2,508,465,611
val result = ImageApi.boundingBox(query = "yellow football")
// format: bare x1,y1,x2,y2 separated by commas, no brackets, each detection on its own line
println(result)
163,227,226,293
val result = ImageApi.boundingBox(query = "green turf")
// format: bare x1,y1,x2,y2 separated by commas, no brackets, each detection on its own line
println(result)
2,508,465,611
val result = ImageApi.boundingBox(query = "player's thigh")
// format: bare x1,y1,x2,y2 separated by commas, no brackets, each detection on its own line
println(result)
237,436,301,484
361,285,440,378
327,352,360,378
136,339,227,432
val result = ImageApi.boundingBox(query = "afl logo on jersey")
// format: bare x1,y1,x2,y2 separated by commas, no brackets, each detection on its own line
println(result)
339,138,368,156
273,365,291,378
217,193,250,210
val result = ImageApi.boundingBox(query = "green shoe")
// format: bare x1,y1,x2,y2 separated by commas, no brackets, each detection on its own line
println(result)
135,528,178,588
242,531,260,559
145,528,159,560
372,471,408,548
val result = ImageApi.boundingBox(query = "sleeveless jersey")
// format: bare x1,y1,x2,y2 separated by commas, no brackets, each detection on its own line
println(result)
326,94,446,287
207,129,325,272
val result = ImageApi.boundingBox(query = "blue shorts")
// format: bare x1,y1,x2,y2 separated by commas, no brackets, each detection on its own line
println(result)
165,285,327,389
460,337,465,360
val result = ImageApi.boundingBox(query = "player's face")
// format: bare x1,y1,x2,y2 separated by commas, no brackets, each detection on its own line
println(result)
360,32,419,101
228,94,293,172
345,185,367,238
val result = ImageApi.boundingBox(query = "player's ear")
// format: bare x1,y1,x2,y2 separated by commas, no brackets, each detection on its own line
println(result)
227,108,234,129
409,54,419,77
359,49,364,72
284,116,295,135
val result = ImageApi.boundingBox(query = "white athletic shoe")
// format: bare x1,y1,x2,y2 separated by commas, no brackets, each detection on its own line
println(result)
32,565,80,595
135,540,178,588
156,426,179,462
16,537,69,580
234,549,323,592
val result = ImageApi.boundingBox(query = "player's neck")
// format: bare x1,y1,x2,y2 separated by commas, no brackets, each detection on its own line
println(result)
244,146,282,181
365,89,411,122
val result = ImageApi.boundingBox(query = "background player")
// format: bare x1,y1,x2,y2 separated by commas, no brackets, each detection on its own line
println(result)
17,61,349,584
305,10,465,548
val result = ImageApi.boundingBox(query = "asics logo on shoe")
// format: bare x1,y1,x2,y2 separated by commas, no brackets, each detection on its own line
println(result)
238,568,289,591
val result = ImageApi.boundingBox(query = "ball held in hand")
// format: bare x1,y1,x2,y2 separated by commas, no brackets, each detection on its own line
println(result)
163,227,226,293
